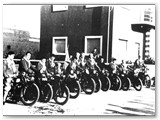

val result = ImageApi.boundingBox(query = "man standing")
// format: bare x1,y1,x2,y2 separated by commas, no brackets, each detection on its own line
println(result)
3,51,18,105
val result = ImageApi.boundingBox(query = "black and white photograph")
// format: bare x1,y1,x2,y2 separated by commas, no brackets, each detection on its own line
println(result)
2,4,155,116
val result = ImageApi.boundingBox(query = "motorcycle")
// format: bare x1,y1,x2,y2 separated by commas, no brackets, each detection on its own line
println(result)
138,65,151,88
105,64,122,91
77,68,96,95
98,68,111,91
117,65,131,91
126,66,143,91
108,72,122,91
5,72,40,106
49,73,70,105
35,73,53,103
89,69,102,93
65,70,81,99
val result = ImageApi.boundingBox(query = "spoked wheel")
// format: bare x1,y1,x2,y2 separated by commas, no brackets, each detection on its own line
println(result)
40,83,53,103
93,77,102,93
67,80,81,99
81,78,96,95
122,77,131,91
111,76,122,91
133,78,143,91
145,75,151,88
21,83,40,106
101,77,111,91
53,86,70,105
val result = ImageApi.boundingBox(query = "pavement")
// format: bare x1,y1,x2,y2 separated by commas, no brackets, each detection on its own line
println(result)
3,86,155,116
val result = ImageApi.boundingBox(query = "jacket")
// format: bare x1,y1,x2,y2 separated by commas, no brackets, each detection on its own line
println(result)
19,57,36,74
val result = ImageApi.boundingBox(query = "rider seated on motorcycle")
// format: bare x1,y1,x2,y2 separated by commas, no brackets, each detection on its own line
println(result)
134,56,144,69
97,56,110,74
66,56,78,79
36,57,50,83
19,51,37,77
109,57,118,75
117,60,127,74
3,51,18,105
133,56,144,76
75,52,81,66
54,62,64,76
86,53,101,74
46,54,56,74
74,53,88,77
97,56,106,70
78,53,86,70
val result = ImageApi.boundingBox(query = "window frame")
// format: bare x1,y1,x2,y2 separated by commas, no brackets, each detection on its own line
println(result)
52,36,68,55
84,35,103,55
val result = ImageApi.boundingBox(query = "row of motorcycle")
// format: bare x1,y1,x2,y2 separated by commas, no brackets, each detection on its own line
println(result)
4,64,152,106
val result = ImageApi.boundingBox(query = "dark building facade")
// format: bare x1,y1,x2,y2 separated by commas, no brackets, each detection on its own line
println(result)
40,5,114,62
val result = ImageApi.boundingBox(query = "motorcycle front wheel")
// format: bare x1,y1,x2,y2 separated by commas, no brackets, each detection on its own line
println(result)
92,76,102,93
122,77,131,91
145,75,151,88
101,77,111,91
133,78,143,91
21,83,40,106
53,86,70,105
66,79,81,99
111,76,122,91
81,78,96,95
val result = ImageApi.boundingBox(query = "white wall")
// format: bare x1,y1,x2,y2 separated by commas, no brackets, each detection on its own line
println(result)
149,29,155,60
112,5,143,63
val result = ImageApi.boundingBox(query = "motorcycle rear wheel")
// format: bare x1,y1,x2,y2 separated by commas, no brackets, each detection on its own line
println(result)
40,83,53,103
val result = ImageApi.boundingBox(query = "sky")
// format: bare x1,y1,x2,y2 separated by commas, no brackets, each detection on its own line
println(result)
3,5,41,38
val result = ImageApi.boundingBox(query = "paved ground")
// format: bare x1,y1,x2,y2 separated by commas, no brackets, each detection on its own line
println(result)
3,86,155,116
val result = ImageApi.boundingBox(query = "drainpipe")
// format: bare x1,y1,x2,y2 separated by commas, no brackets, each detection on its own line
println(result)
106,6,111,63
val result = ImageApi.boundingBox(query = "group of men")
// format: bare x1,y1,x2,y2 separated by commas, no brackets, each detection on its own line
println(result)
3,49,143,105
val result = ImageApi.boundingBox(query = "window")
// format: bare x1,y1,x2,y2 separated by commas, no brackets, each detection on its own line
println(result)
119,39,128,60
52,37,68,55
84,36,103,55
52,5,68,12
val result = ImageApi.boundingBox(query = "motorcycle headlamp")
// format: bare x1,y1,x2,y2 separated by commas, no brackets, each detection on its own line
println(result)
70,70,74,74
30,76,35,81
16,78,21,83
86,69,89,74
93,70,97,74
42,77,47,81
